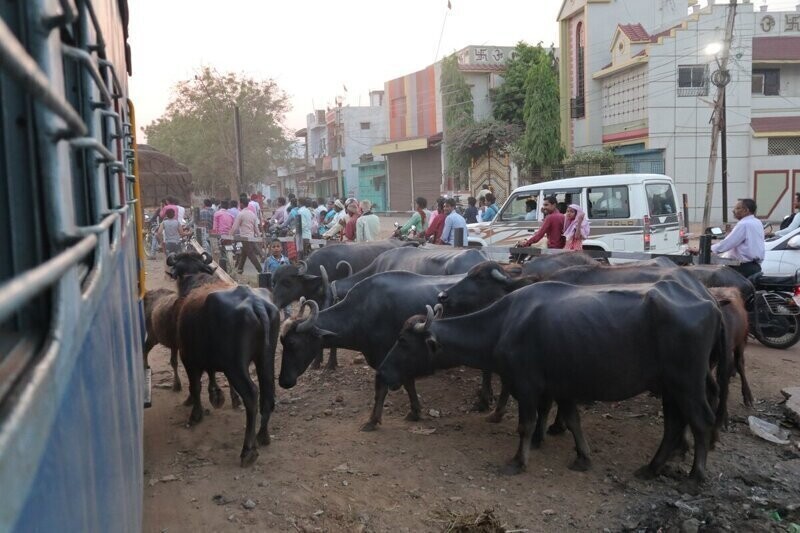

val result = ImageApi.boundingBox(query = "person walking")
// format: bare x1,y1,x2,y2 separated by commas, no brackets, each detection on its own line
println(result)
463,196,479,224
296,197,314,257
356,200,380,242
229,201,262,275
157,208,187,255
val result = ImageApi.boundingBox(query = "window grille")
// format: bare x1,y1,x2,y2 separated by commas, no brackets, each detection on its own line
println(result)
768,137,800,156
677,65,708,97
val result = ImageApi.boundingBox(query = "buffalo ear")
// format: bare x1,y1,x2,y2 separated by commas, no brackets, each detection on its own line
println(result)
315,327,336,338
166,253,177,266
424,334,439,354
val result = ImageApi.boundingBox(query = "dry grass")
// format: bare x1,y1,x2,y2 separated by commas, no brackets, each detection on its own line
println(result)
431,508,507,533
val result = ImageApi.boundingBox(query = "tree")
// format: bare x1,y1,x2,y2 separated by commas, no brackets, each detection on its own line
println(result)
447,119,521,161
441,53,474,178
517,59,564,171
145,67,291,197
492,42,556,127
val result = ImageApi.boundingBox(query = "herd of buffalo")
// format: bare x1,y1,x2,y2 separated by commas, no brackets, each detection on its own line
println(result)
144,241,757,490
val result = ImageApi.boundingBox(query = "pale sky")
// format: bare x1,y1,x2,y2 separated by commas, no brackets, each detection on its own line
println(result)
128,0,798,143
128,0,563,142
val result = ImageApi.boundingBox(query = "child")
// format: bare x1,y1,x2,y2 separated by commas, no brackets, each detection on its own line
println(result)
563,204,590,251
264,239,289,275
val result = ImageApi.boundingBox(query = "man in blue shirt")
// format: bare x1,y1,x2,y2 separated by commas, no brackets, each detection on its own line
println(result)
482,193,499,222
440,198,468,246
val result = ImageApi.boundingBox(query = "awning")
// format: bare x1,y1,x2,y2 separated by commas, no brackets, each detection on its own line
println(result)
752,116,800,137
753,37,800,63
372,136,430,156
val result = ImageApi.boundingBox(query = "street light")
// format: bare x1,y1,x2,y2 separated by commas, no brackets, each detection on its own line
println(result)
705,41,731,224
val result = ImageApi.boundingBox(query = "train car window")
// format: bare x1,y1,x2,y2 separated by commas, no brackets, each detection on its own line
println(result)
0,3,51,398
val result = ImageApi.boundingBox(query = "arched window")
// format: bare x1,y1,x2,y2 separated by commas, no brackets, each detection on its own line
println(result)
573,22,586,118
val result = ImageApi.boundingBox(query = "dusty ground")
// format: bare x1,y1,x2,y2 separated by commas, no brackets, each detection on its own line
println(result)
142,254,800,533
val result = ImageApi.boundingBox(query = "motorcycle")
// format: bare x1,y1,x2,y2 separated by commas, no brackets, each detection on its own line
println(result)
705,227,800,349
392,222,419,241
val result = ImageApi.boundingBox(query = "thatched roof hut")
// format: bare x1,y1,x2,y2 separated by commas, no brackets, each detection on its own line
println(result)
138,144,193,208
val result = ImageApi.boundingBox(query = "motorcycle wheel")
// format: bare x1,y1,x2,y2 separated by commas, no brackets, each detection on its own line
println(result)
144,233,156,259
753,313,800,349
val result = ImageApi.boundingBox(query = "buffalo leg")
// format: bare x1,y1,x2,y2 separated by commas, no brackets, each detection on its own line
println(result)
143,336,156,370
325,347,338,371
361,376,389,432
735,346,754,407
505,398,537,475
186,368,204,426
487,380,511,423
208,371,225,409
255,349,275,447
682,395,713,485
169,348,182,392
530,397,553,449
475,370,494,412
547,406,567,435
225,365,259,467
310,352,322,370
403,379,422,422
635,397,684,480
558,401,592,471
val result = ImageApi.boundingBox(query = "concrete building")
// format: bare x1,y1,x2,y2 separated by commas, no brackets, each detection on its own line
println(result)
372,45,515,211
558,0,800,223
304,91,387,200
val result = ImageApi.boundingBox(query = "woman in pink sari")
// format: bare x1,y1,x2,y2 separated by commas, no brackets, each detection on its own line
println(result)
563,204,590,251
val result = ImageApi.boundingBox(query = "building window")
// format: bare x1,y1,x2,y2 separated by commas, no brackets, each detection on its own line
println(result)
574,22,585,118
752,69,780,96
360,122,371,130
677,65,708,97
768,137,800,155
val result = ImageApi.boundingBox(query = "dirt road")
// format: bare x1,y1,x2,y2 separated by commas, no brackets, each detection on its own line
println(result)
142,257,800,532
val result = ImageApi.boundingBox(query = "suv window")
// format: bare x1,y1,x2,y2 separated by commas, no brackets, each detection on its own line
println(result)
587,186,630,219
499,192,540,221
541,189,582,214
645,183,676,216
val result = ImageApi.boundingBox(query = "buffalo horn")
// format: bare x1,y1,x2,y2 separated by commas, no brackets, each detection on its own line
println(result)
297,260,308,275
433,303,444,319
337,260,353,277
491,268,509,284
166,253,177,266
296,299,319,333
320,265,330,294
201,251,213,264
413,305,435,333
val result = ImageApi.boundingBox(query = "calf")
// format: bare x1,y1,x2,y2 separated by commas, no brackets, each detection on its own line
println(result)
379,280,724,486
709,287,754,410
170,252,281,466
143,288,181,391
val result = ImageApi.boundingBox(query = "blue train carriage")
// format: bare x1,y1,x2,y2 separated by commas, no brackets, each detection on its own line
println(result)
0,0,146,531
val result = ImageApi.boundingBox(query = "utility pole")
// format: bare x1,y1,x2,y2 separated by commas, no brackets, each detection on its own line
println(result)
335,97,344,198
701,0,736,230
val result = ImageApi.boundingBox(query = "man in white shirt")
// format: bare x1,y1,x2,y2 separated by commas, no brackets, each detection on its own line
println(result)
711,198,765,278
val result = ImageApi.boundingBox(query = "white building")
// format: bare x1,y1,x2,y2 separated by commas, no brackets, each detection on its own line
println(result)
304,91,387,199
558,0,800,223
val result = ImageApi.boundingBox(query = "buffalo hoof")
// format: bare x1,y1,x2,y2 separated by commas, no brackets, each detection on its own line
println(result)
172,381,182,392
501,461,526,476
182,395,193,407
473,399,491,413
547,421,567,436
634,465,658,481
679,478,702,496
240,448,259,467
486,411,504,424
404,411,421,422
209,388,225,409
324,363,337,372
231,393,242,410
743,393,754,408
568,456,592,472
257,430,270,446
360,421,380,432
530,434,543,450
187,409,203,427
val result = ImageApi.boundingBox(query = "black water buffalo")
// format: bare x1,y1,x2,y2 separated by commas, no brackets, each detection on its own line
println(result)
327,245,490,305
378,280,724,485
170,252,280,467
279,271,465,430
271,241,409,309
519,251,599,276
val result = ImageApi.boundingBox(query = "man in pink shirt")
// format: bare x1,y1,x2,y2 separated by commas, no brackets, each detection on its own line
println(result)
229,202,263,274
519,195,566,250
212,199,235,235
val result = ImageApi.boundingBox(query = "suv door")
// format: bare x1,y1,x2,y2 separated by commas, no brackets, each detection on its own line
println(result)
477,190,541,246
645,181,681,252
